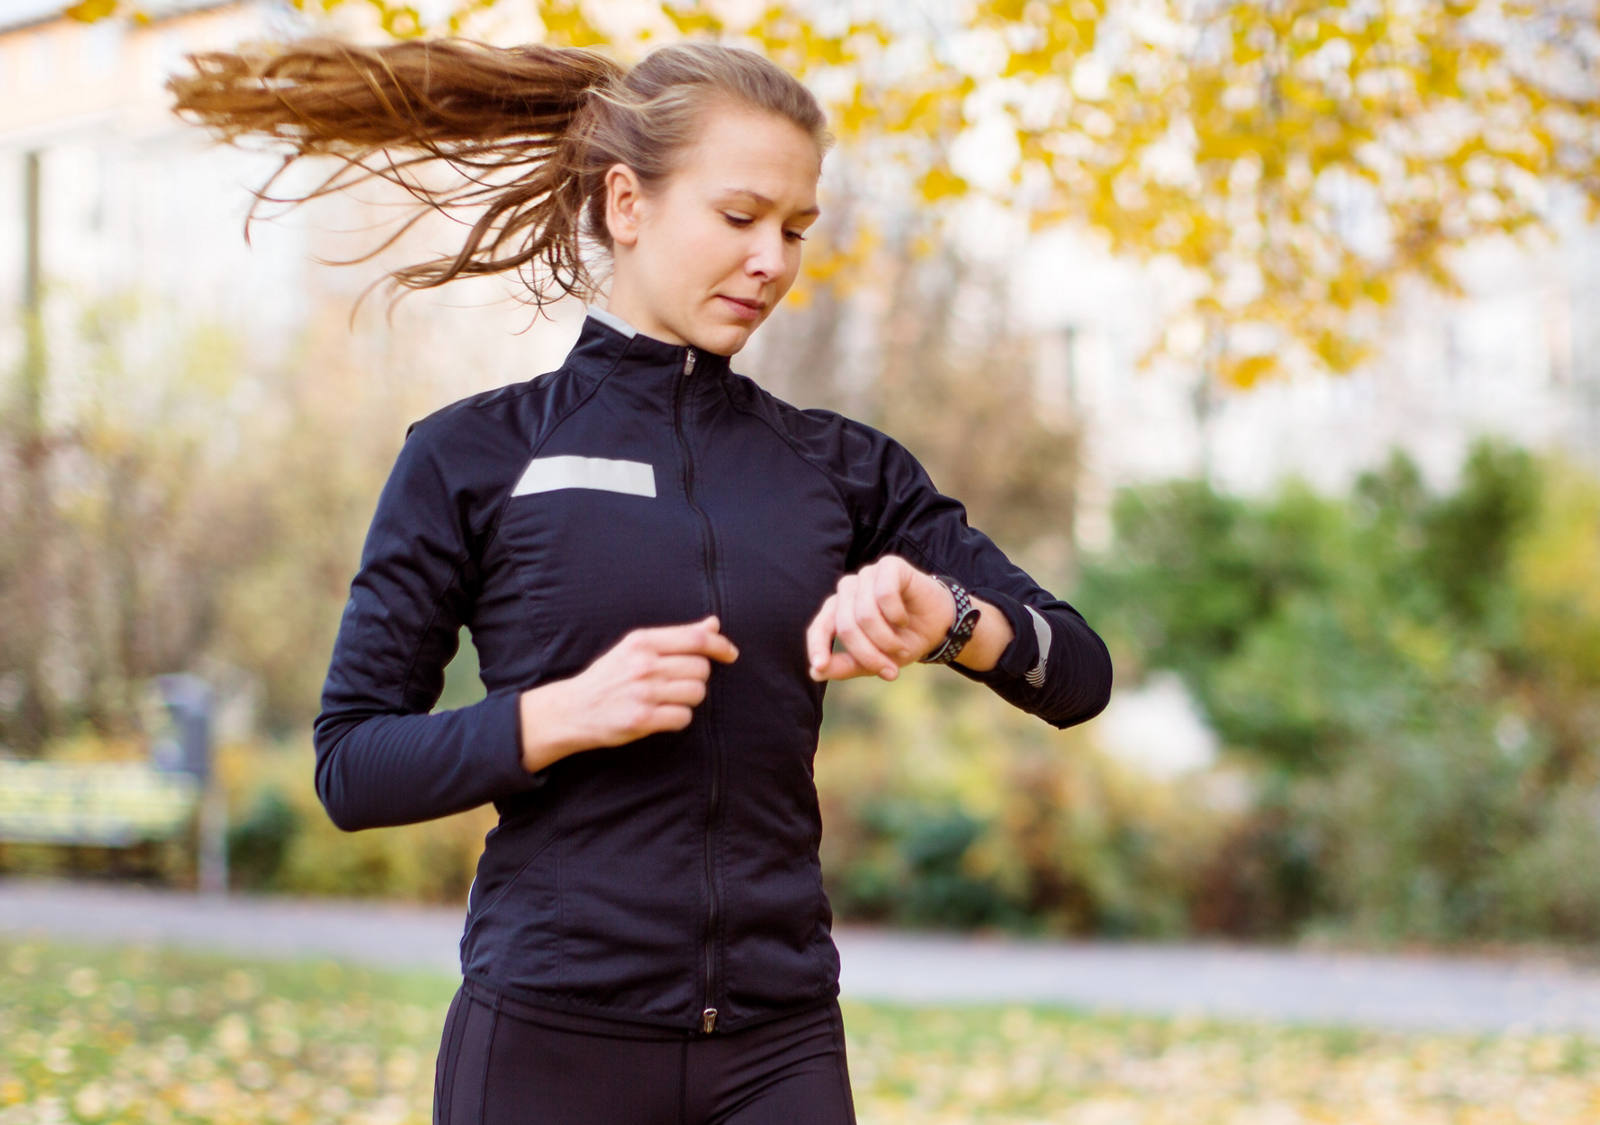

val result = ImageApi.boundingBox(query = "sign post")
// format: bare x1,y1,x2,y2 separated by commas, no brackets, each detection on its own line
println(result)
153,675,224,895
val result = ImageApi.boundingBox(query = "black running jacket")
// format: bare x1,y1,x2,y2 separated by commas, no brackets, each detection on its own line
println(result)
314,309,1113,1035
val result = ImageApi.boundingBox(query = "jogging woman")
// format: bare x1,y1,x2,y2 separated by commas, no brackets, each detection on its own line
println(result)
169,35,1112,1124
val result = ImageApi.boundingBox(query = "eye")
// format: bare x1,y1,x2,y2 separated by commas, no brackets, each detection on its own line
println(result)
785,230,808,243
722,213,753,228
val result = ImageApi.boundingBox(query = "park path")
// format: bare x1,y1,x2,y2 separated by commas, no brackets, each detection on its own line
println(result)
5,878,1600,1036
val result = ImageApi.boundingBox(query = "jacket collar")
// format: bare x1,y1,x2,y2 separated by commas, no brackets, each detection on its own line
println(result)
570,305,735,390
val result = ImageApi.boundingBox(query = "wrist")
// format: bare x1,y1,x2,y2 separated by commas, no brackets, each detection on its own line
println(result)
906,572,956,663
518,680,586,773
950,595,1013,672
934,576,958,636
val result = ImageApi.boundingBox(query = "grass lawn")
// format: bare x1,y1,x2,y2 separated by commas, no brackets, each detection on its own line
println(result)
4,938,1600,1124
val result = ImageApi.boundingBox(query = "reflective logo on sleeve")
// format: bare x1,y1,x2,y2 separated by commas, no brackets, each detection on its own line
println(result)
1024,605,1052,688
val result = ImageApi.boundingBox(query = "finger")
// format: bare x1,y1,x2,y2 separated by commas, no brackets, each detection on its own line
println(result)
647,616,739,662
811,648,872,682
805,593,838,675
833,575,896,680
702,629,740,664
650,676,709,707
653,653,713,682
874,559,911,631
692,615,740,663
852,565,908,666
849,573,903,678
651,703,696,732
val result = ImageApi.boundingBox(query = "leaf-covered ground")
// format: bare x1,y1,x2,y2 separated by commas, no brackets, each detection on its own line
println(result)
3,939,1599,1123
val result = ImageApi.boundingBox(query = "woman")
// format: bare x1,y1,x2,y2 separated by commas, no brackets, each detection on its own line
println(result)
170,35,1112,1124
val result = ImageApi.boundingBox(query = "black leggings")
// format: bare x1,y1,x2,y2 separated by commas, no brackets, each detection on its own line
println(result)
434,980,857,1125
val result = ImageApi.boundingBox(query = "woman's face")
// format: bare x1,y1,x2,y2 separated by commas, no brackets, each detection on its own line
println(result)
604,101,822,357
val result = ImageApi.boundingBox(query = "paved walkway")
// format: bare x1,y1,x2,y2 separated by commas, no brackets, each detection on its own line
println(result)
5,879,1600,1036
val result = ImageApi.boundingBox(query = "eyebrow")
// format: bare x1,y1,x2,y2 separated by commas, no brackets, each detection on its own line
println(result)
719,188,821,219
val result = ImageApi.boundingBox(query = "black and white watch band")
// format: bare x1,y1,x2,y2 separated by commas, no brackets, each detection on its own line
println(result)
918,575,981,666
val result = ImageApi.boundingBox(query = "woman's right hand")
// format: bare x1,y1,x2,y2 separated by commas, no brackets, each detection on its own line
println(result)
517,615,739,773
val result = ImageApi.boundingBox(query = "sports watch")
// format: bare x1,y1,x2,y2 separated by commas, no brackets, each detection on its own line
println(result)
917,574,982,666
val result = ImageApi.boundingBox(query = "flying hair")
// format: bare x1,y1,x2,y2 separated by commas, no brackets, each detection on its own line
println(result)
166,36,833,328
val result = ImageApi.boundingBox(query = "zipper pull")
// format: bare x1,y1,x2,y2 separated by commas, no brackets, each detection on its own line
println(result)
701,1007,717,1033
684,349,697,375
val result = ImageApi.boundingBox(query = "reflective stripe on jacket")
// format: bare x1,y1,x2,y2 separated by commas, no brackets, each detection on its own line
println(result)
313,311,1113,1034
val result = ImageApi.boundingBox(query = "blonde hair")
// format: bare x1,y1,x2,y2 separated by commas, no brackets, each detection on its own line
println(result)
167,36,832,316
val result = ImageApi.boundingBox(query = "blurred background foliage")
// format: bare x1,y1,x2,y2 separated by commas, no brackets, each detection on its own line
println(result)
1081,440,1600,944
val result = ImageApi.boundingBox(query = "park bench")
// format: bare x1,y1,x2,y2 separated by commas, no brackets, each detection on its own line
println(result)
0,759,199,847
0,675,223,887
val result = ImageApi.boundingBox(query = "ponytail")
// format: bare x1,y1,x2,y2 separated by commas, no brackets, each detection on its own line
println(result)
168,36,829,318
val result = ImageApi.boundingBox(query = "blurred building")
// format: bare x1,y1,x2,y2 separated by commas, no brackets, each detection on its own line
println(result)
1018,203,1600,547
0,0,583,421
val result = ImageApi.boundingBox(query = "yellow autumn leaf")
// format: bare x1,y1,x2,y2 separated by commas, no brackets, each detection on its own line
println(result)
918,166,968,203
1220,353,1278,388
64,0,117,20
662,1,723,37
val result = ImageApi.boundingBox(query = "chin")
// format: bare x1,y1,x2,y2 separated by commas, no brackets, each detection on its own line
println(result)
695,324,756,357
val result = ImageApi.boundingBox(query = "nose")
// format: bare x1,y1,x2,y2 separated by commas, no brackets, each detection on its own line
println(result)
746,225,786,281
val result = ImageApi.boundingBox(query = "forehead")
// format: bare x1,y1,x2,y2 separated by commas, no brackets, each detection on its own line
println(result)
672,104,822,208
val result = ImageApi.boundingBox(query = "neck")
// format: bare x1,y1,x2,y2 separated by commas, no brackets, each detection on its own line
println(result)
599,282,686,346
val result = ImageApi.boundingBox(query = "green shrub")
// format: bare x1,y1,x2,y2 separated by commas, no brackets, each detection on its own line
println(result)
816,673,1226,938
216,741,493,903
225,787,301,889
1084,441,1600,945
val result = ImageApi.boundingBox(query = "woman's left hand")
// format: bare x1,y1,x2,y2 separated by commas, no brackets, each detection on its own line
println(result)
804,555,955,682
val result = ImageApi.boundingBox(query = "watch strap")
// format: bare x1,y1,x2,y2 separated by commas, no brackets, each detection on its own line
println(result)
918,575,982,666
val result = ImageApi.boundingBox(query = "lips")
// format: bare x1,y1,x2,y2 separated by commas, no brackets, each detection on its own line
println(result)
717,295,767,321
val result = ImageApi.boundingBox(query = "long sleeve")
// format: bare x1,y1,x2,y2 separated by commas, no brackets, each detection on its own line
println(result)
312,419,547,832
847,424,1113,729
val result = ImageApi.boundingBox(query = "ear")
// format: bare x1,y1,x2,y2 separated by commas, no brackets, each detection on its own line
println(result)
604,162,648,248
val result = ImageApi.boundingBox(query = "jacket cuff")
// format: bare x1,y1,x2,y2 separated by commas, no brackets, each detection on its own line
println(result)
949,586,1041,687
491,687,551,791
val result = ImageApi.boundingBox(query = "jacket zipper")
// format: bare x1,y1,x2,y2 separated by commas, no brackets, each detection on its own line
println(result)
675,346,722,1035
